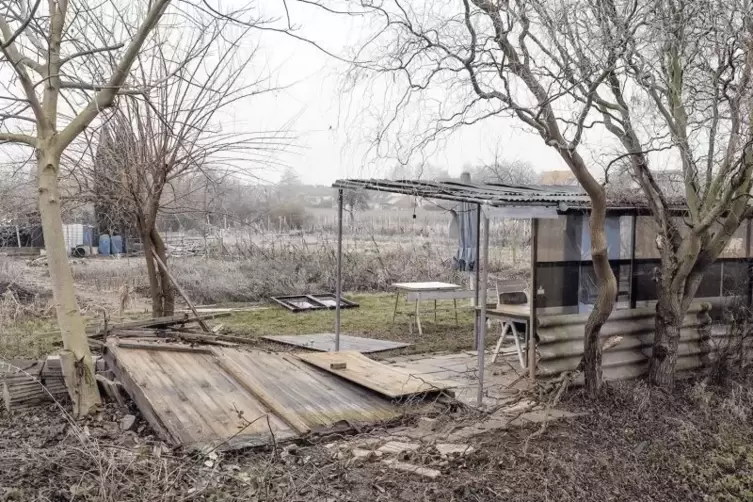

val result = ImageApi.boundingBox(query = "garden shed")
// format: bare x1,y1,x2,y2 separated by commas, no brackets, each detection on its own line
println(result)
331,178,743,401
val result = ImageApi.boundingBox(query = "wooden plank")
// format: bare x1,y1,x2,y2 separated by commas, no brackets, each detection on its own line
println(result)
106,341,295,449
214,355,311,434
151,250,211,332
115,341,215,353
484,304,531,319
105,347,178,445
263,334,410,353
296,351,455,398
90,312,231,337
219,349,401,429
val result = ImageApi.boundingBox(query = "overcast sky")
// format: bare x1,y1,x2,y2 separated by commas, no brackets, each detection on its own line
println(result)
235,0,571,185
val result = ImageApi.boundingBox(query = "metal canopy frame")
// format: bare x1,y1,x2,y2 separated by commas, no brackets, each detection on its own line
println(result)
331,178,688,407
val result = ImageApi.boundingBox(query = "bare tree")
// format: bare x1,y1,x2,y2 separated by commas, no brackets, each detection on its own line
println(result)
0,0,187,415
343,188,370,224
81,18,291,317
299,0,618,395
534,0,753,388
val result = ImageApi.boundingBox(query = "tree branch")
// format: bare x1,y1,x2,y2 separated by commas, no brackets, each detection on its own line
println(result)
0,131,36,146
55,0,172,152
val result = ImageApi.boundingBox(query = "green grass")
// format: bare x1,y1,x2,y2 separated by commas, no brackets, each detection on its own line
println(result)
0,293,483,360
224,293,479,355
0,318,61,360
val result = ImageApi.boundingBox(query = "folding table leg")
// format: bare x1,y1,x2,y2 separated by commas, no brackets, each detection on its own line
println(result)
453,299,458,325
415,300,422,336
511,322,525,368
392,292,400,323
491,321,509,364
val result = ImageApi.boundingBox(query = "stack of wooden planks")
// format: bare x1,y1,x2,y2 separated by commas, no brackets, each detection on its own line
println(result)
1,358,67,411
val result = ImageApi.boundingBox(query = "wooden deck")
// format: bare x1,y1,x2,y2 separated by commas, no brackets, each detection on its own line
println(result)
382,349,526,407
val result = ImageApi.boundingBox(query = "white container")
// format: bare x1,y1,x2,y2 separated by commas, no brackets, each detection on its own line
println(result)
62,224,84,255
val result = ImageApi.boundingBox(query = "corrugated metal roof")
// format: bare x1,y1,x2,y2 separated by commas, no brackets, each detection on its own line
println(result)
332,179,683,213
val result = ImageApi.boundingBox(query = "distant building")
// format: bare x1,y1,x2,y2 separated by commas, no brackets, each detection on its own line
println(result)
540,170,577,185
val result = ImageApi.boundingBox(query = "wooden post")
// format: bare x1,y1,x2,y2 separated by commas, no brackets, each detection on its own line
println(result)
477,213,490,406
335,189,343,351
151,250,211,333
528,218,539,380
15,225,21,247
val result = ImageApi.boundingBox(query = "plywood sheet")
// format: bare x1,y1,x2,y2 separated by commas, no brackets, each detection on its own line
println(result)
218,349,402,429
297,351,455,398
263,333,410,353
107,341,296,450
107,340,408,450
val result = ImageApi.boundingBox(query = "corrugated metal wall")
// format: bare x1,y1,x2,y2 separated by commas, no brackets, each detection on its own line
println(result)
536,304,720,381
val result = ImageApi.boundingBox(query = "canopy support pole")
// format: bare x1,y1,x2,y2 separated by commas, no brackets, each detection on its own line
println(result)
477,213,490,406
335,189,343,351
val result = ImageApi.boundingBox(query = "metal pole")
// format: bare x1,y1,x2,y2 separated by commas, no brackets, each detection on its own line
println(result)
335,189,344,352
473,203,481,349
477,214,490,407
629,214,638,309
528,218,539,380
746,219,752,309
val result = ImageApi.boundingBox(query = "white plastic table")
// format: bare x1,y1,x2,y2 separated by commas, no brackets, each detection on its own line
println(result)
392,282,463,335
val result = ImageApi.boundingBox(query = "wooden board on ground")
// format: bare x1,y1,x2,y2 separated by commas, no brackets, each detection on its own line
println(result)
217,348,402,431
263,333,411,353
106,339,296,450
296,351,455,399
106,340,408,450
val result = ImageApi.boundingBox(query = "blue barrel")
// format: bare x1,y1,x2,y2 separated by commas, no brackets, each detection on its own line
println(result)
99,234,110,256
110,235,123,255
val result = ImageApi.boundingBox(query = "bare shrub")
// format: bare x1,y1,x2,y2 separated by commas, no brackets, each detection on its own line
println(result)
708,300,753,386
69,236,525,305
267,202,311,231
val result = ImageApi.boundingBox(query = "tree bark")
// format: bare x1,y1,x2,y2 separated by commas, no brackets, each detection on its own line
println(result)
151,228,174,316
582,193,618,398
37,150,100,416
649,291,683,388
141,227,163,318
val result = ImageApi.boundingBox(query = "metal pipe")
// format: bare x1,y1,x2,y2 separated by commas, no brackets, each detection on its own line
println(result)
746,219,752,308
529,218,539,379
477,213,490,407
629,214,637,309
335,189,343,352
473,203,481,349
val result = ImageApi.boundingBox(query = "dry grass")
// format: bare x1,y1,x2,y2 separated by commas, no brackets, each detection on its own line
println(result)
70,238,525,305
5,377,753,501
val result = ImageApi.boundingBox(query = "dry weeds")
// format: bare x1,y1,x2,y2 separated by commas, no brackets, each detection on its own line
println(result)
3,376,753,501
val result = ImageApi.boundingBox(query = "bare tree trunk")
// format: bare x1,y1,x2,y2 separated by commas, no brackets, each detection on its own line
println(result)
649,290,683,388
582,192,618,398
37,151,100,416
151,228,174,316
141,228,163,318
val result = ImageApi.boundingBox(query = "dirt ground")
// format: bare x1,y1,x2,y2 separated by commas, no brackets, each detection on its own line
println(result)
2,378,753,502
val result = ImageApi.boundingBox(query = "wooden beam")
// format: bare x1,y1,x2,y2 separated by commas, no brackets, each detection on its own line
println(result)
151,250,211,333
